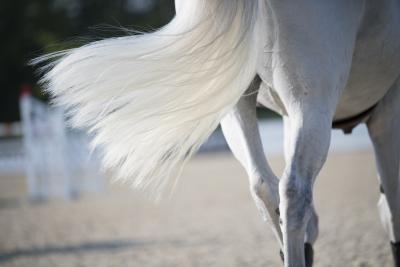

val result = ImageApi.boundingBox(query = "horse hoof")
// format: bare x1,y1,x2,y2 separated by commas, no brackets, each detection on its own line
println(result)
305,243,314,267
391,242,400,267
279,249,284,263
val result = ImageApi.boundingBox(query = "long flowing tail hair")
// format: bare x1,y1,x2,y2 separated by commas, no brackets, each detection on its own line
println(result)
34,0,262,199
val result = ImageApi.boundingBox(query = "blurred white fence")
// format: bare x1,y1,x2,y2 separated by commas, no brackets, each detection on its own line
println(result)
0,137,24,174
18,93,105,200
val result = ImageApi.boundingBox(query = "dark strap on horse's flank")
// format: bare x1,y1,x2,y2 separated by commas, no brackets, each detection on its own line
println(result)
391,242,400,267
332,103,378,134
279,243,314,266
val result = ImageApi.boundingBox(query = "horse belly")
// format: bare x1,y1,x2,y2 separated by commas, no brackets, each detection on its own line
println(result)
334,0,400,120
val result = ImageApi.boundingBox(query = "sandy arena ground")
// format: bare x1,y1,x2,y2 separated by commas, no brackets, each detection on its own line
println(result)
0,150,394,267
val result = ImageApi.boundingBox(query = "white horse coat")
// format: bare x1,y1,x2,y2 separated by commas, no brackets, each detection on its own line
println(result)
36,1,400,266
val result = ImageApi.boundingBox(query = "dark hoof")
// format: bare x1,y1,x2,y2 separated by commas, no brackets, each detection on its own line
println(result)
279,249,284,262
391,242,400,267
305,243,314,267
279,243,314,267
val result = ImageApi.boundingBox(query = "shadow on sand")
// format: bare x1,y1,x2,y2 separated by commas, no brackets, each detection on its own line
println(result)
0,239,148,262
0,238,213,262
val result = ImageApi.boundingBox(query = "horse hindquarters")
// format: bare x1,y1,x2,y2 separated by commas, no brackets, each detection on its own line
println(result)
367,79,400,267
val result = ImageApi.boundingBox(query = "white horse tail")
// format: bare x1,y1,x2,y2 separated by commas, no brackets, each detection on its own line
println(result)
34,0,261,198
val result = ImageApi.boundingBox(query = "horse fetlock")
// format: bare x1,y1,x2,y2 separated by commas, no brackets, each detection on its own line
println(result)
305,208,319,244
280,203,312,234
282,210,312,234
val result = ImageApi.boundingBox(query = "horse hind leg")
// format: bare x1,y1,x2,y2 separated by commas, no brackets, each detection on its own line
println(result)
220,76,283,247
367,80,400,267
283,116,318,267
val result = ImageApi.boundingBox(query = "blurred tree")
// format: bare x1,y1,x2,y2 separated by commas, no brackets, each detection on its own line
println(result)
0,0,174,122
